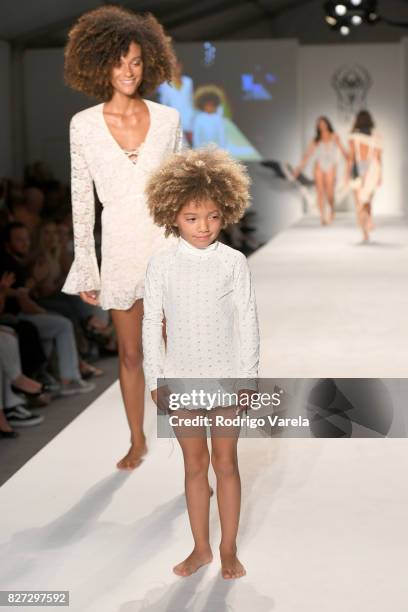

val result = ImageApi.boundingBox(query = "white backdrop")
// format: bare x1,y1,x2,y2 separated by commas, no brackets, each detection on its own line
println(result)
300,43,403,216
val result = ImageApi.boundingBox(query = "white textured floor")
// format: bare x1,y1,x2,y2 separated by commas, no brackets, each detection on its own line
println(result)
1,214,408,612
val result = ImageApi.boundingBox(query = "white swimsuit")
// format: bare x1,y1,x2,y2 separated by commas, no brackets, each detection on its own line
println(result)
349,131,382,203
314,139,338,172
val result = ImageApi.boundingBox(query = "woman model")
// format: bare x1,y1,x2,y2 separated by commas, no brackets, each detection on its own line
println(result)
294,117,347,225
347,110,382,242
62,6,182,469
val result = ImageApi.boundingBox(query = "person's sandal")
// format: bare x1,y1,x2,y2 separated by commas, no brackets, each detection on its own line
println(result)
11,383,44,398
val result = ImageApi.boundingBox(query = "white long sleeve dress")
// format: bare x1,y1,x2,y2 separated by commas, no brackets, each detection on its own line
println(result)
142,237,260,397
62,99,182,310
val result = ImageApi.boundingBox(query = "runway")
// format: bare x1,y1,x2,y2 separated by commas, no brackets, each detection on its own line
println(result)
1,214,407,612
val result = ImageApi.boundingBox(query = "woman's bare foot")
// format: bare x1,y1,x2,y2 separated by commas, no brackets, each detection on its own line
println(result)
328,209,335,224
173,547,213,577
116,441,147,470
220,549,246,579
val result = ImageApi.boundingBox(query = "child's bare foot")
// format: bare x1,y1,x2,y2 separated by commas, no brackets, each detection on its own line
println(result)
116,441,147,470
220,549,246,579
173,547,213,577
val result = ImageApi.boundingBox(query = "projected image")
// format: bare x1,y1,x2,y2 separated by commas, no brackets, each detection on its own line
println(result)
242,67,276,101
155,43,286,161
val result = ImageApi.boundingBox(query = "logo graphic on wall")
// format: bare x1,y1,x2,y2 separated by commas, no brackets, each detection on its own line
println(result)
331,65,372,119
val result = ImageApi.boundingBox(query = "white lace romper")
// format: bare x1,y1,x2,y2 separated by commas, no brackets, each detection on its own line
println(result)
62,99,182,310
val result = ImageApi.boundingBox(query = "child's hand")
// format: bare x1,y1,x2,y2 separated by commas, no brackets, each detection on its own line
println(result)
151,385,171,413
236,388,257,413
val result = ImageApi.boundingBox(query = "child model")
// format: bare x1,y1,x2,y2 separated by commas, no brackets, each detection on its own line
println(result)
143,147,260,579
193,90,226,149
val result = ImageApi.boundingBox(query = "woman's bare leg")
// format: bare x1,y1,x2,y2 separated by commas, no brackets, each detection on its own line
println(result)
314,166,326,225
173,412,213,577
211,407,245,579
361,202,372,239
366,201,375,231
325,168,336,224
111,300,147,469
353,191,369,241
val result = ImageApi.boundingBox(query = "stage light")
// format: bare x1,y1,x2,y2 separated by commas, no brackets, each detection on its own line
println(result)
350,0,362,6
335,4,347,16
325,15,337,25
351,14,363,25
340,25,350,35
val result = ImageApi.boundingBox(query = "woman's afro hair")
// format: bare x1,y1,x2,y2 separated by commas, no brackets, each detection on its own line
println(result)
145,146,251,237
64,5,176,100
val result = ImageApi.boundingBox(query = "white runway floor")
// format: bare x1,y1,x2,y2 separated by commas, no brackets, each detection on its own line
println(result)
1,214,408,612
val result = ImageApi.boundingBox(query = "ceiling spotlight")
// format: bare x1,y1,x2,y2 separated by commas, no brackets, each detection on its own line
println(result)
340,25,350,35
335,4,347,16
325,15,337,25
350,0,362,6
351,14,363,25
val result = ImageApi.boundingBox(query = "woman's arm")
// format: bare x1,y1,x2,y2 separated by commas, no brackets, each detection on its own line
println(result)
345,138,355,182
233,253,260,380
334,133,348,160
294,140,316,177
174,113,183,153
62,116,101,300
376,148,383,185
142,256,166,395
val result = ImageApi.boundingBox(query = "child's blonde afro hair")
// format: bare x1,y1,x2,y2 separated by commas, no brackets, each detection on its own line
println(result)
145,146,251,237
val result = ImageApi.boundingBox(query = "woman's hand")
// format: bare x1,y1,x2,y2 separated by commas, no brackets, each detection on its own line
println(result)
0,271,15,292
32,259,50,284
79,291,99,306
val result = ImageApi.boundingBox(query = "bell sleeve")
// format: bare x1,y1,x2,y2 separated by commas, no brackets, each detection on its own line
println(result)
62,116,101,295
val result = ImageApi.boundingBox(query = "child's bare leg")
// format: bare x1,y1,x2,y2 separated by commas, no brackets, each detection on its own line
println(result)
173,412,213,577
211,408,245,579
